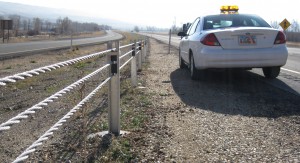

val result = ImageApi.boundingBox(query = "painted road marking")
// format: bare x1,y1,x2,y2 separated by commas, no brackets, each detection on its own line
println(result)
282,68,300,75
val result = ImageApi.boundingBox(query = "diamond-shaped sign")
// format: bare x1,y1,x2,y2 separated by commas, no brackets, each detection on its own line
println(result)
279,18,291,31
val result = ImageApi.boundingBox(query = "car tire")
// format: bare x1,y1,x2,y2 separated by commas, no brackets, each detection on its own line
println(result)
179,51,186,69
262,66,280,79
190,54,200,80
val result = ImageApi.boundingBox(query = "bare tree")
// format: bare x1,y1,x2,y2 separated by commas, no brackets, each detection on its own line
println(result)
134,26,140,32
102,25,112,30
22,19,28,31
56,17,63,34
72,21,79,33
28,19,31,30
290,19,300,32
53,16,112,35
61,17,72,34
171,25,179,34
146,26,156,31
0,16,4,38
45,20,52,33
40,19,43,32
9,14,21,37
69,21,105,33
32,17,41,34
270,21,280,29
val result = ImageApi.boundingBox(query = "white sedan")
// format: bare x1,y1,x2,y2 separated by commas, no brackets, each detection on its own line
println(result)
178,12,288,80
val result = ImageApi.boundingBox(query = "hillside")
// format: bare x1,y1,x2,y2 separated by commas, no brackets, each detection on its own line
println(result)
0,1,134,29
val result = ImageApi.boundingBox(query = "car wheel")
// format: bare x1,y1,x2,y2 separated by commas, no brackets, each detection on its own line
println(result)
190,54,199,80
179,51,186,69
262,66,280,79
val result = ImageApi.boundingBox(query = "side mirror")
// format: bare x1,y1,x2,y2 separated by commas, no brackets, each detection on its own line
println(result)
177,31,187,37
183,24,187,32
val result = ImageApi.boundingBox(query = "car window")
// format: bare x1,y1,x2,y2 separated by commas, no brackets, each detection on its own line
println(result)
203,14,271,30
187,18,200,35
195,18,202,31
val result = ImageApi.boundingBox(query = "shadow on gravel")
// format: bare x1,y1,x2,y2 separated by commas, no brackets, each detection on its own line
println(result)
170,68,300,118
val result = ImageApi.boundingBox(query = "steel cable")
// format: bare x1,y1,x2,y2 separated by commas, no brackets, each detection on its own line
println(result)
120,57,134,70
0,64,110,131
0,49,113,86
13,77,111,163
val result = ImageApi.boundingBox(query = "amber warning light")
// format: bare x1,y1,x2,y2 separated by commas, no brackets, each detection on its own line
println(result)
220,5,239,14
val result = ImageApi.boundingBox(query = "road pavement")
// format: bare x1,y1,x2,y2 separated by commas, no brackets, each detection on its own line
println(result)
142,33,300,96
0,31,123,59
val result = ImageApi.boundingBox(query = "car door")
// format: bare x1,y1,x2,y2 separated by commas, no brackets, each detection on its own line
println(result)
181,18,200,64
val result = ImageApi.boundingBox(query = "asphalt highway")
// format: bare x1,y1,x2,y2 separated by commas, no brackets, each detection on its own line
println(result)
142,33,300,96
0,31,123,59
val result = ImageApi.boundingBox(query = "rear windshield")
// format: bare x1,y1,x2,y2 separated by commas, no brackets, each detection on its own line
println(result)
203,14,271,30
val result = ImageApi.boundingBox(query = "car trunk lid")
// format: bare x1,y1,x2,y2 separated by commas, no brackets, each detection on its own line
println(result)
213,27,279,49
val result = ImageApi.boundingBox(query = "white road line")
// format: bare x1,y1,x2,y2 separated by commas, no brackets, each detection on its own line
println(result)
281,68,300,75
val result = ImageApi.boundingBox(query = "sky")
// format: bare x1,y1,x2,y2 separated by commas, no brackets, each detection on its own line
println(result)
1,0,300,29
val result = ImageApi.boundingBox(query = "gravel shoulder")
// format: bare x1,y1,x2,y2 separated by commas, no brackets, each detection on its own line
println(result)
135,38,300,162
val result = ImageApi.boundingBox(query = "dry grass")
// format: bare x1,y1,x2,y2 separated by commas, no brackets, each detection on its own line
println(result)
0,42,108,78
1,31,106,43
117,31,146,45
286,41,300,47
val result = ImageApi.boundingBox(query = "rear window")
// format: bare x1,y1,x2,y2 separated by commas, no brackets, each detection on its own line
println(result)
203,14,271,30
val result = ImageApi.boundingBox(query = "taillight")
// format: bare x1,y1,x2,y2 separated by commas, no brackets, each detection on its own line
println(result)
274,31,286,44
201,33,221,46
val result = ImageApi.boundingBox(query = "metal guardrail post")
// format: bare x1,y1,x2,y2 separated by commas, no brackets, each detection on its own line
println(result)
138,40,142,71
70,33,73,51
168,29,171,54
131,41,137,87
145,38,148,58
108,41,120,136
142,40,146,63
107,41,112,50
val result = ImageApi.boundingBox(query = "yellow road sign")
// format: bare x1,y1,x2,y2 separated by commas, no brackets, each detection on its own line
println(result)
279,18,291,31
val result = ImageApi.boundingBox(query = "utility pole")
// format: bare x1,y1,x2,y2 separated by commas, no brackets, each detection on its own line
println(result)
168,29,171,54
174,17,176,28
70,31,73,50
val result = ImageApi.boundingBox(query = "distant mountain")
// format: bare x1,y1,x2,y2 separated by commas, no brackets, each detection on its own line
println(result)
0,1,135,30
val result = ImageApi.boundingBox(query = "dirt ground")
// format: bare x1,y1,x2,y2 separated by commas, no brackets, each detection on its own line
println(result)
0,36,300,162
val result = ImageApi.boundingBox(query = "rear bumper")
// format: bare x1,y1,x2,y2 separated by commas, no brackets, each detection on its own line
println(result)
193,45,288,69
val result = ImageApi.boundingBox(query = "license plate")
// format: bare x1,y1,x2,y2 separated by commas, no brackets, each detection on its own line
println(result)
238,35,257,45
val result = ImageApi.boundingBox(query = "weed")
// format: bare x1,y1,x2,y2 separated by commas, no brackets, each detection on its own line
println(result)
9,76,37,89
100,122,109,130
159,92,169,96
105,138,134,162
131,115,145,128
73,62,87,69
122,140,130,148
45,84,57,94
140,95,152,106
5,66,12,69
